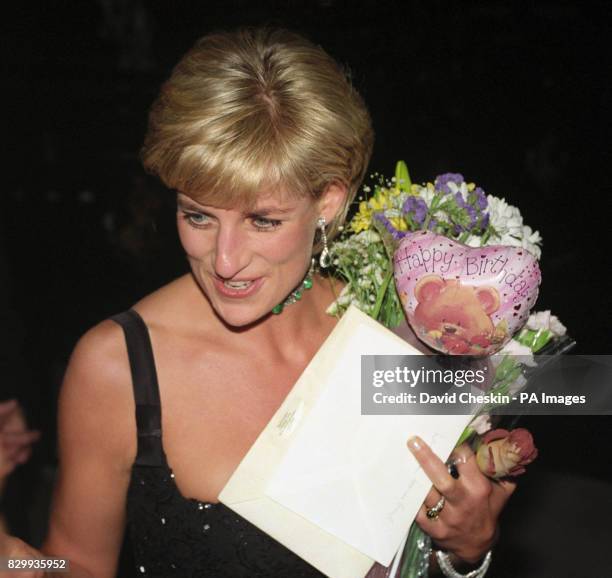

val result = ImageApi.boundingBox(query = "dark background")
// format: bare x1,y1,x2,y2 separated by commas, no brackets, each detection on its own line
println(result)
2,1,611,577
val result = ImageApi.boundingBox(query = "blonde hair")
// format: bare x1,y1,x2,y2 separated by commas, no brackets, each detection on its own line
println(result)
141,27,373,244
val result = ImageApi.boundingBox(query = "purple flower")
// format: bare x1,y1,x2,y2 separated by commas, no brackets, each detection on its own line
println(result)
454,191,468,209
454,186,489,232
402,196,428,224
473,187,488,210
374,213,406,240
466,205,478,228
435,173,464,194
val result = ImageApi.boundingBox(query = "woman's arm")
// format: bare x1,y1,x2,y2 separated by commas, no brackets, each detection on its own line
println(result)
41,320,137,578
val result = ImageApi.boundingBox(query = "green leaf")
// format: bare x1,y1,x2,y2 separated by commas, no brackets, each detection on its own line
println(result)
395,160,412,192
456,427,475,446
371,268,393,321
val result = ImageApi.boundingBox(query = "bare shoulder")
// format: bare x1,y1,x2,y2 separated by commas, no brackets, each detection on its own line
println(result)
65,318,131,389
58,315,137,469
56,275,197,460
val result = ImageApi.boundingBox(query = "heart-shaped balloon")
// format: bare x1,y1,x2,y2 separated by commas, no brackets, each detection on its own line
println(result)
393,231,541,355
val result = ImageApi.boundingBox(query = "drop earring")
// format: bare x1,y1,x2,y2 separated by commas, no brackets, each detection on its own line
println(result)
317,217,331,268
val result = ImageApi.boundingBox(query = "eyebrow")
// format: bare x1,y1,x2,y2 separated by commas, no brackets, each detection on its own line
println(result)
245,206,295,216
177,197,296,216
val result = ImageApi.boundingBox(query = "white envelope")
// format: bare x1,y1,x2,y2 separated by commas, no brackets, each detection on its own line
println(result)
220,306,473,576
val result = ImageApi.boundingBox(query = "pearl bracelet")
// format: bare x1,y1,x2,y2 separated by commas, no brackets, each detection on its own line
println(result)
434,550,492,578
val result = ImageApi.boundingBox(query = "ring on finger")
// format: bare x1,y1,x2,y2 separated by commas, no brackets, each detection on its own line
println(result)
425,496,446,520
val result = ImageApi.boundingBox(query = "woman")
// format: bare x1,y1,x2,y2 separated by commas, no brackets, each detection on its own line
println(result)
2,28,514,577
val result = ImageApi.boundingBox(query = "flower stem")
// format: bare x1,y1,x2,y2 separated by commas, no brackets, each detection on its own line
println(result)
372,268,393,320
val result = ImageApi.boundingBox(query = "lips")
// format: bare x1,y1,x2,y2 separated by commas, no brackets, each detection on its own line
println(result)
212,276,264,299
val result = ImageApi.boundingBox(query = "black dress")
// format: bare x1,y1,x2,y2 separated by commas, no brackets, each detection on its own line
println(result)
111,310,326,578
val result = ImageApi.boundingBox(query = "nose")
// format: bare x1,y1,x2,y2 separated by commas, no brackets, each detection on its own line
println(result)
213,222,250,279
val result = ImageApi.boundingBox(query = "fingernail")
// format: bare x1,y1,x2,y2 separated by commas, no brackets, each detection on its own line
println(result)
407,436,423,451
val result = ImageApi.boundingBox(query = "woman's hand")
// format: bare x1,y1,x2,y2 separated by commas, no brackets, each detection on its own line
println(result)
407,436,516,565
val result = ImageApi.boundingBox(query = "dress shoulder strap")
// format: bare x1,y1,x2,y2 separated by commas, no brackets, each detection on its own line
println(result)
110,310,167,467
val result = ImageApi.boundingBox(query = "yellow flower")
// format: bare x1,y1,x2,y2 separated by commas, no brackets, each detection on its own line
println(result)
348,184,405,233
368,194,390,211
350,201,373,232
388,185,402,198
389,217,408,231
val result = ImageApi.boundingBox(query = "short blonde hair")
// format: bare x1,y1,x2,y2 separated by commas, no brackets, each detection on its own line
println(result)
141,27,374,243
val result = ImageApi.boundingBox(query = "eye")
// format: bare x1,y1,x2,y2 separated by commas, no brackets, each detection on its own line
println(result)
181,210,211,229
251,216,282,231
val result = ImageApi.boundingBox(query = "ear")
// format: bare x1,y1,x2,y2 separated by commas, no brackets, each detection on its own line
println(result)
475,286,500,314
316,182,348,223
414,275,445,302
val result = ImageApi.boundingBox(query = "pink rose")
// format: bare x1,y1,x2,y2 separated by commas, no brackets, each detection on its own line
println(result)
476,428,538,478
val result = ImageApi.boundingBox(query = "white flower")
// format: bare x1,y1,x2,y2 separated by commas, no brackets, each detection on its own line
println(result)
521,225,542,259
469,414,492,435
499,233,523,247
417,185,435,208
508,373,528,396
433,210,450,223
496,339,536,366
326,301,339,315
527,310,567,336
464,234,482,247
447,181,469,197
359,230,381,244
487,195,524,239
550,317,567,336
336,284,353,306
351,298,371,313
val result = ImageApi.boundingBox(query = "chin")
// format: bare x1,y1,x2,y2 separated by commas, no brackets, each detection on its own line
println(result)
210,299,272,328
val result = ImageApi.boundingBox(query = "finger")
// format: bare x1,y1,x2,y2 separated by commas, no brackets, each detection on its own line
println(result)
450,444,493,500
449,443,478,477
0,399,18,425
423,486,443,509
415,503,451,542
1,431,40,447
0,399,18,414
3,444,36,464
1,438,39,462
407,436,458,500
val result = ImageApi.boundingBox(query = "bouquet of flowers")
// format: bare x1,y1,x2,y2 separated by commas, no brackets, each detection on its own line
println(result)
327,161,542,326
326,161,573,578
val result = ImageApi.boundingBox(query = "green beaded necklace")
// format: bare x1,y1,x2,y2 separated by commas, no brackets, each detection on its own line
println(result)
271,261,315,315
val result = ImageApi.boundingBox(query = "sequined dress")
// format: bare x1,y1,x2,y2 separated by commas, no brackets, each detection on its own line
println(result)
111,310,326,578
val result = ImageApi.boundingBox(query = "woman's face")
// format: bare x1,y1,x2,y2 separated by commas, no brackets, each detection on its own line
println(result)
176,190,325,327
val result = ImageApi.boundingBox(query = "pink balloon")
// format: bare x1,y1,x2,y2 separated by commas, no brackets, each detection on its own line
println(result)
394,231,541,355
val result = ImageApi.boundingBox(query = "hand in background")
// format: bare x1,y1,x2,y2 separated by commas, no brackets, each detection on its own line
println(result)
0,399,40,479
0,531,45,578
